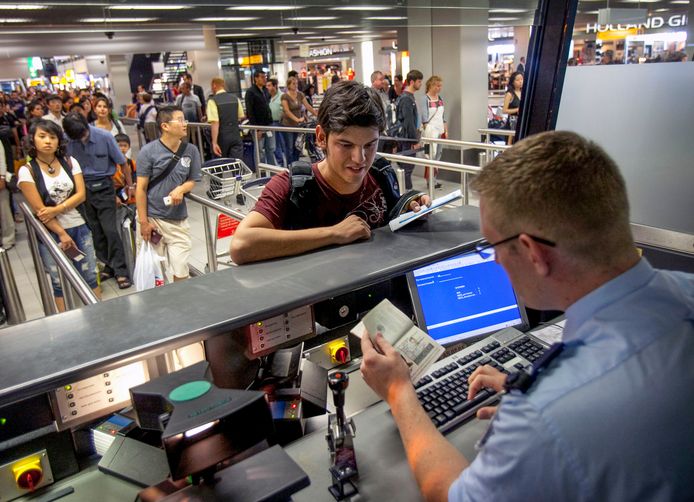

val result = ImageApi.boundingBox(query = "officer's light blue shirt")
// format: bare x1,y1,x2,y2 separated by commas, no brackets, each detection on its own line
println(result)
449,259,694,502
67,125,126,181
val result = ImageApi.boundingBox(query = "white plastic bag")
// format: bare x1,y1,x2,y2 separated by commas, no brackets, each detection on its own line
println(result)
134,241,165,291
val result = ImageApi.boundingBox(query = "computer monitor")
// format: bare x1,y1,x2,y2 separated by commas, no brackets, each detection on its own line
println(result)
407,252,528,347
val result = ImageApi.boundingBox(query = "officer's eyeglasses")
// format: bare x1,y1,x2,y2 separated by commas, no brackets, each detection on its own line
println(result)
167,119,188,124
475,234,556,260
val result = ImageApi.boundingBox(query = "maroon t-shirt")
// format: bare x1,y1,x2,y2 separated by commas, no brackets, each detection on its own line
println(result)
252,164,388,229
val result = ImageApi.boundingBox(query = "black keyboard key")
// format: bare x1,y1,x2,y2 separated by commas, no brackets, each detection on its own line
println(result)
423,403,434,412
436,413,448,424
444,410,456,421
414,375,433,388
451,389,493,415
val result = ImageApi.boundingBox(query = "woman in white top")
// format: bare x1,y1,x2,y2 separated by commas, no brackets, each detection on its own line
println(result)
92,96,125,137
18,119,101,312
419,75,448,189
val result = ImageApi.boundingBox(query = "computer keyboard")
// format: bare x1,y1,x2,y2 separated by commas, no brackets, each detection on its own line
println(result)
414,328,551,434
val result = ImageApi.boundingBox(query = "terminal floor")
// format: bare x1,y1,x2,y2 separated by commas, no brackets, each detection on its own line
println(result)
1,169,472,325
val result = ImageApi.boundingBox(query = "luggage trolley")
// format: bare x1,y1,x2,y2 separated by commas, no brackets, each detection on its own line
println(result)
201,158,273,268
201,157,254,205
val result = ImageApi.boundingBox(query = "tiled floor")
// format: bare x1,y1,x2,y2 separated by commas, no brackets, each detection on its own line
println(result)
0,159,475,326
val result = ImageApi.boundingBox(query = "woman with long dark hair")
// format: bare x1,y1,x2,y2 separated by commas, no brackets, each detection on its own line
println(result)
92,96,125,137
502,71,523,132
17,119,101,312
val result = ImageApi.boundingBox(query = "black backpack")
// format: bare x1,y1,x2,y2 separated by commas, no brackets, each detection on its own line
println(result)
285,156,422,230
387,93,417,139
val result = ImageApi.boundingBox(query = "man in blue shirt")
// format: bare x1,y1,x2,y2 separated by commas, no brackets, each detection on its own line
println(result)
64,113,132,288
360,131,694,501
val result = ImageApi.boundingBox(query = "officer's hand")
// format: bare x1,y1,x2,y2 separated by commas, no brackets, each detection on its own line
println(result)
212,142,222,157
360,332,412,404
468,365,507,400
409,194,431,213
331,214,371,244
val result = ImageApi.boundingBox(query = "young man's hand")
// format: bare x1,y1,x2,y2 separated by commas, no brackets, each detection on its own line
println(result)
409,194,431,212
212,143,222,157
331,214,371,244
360,332,412,404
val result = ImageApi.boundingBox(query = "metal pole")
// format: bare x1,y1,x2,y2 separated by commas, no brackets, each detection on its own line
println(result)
20,202,98,306
195,125,205,162
427,160,435,201
23,217,57,316
463,172,470,205
201,205,218,273
251,131,262,177
0,248,26,325
395,167,406,195
57,267,78,311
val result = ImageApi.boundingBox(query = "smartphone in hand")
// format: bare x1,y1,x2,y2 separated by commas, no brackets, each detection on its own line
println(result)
64,246,86,262
150,229,163,245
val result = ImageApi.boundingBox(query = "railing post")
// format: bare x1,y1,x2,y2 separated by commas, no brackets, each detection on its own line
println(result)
0,248,26,325
201,205,218,273
57,268,78,311
251,130,262,177
462,172,470,206
195,125,205,162
23,218,58,316
395,167,406,195
427,158,435,201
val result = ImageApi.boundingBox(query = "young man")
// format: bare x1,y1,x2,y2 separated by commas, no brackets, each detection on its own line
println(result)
360,131,694,501
136,106,201,282
266,78,286,167
63,112,132,289
42,94,64,128
395,69,423,190
207,77,245,159
244,70,275,166
230,81,430,265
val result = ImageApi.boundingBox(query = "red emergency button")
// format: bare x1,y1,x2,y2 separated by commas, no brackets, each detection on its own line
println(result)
335,347,349,364
16,468,43,491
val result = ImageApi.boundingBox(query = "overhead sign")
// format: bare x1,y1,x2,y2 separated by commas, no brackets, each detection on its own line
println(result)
308,47,333,57
238,54,263,66
585,14,688,34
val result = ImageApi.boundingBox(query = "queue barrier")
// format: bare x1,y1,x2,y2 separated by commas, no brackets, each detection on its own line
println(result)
19,202,99,316
0,247,26,325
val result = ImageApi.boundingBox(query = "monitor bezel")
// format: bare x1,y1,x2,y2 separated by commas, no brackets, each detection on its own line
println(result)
406,252,529,348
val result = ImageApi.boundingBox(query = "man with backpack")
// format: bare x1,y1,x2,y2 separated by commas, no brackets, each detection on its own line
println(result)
230,81,430,265
394,70,423,190
136,105,201,282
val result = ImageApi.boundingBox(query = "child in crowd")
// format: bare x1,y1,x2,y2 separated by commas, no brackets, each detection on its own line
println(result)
113,133,136,206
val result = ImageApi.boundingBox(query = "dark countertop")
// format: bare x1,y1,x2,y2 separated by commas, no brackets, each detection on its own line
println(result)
0,205,481,406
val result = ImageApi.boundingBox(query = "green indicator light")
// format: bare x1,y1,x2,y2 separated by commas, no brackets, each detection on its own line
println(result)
0,418,7,426
64,385,72,391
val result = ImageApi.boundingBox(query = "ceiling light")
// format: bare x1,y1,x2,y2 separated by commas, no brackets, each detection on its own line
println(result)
654,8,669,11
305,35,338,39
364,16,406,20
286,16,338,21
241,26,287,30
109,4,189,9
217,33,254,37
0,18,31,22
670,0,689,3
81,17,155,22
1,4,46,9
489,8,527,13
330,5,392,11
489,17,519,21
193,17,258,21
620,0,660,2
227,5,302,10
337,30,371,34
316,24,357,29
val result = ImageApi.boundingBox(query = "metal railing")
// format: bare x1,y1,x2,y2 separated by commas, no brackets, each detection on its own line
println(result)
0,248,26,325
20,202,99,315
185,193,246,273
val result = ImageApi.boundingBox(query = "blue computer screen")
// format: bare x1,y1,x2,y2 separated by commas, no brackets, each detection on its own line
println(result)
410,253,524,346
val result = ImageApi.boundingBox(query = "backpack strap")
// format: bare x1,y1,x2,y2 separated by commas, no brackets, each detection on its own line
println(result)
29,159,55,207
147,141,187,192
286,156,426,228
286,161,317,230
